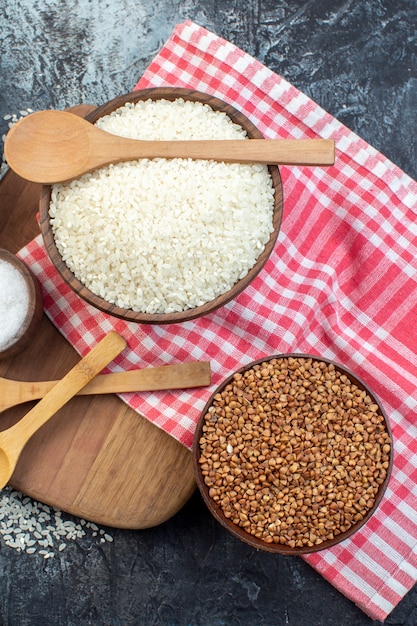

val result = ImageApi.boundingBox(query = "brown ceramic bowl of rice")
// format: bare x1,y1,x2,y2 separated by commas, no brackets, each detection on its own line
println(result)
193,354,393,554
39,88,283,324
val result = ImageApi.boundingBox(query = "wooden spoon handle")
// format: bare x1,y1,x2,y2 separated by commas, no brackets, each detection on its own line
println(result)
97,135,335,167
3,332,126,455
1,361,211,411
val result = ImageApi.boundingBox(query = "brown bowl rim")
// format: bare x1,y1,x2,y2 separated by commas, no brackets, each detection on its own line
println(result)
39,87,283,324
193,353,393,554
0,248,44,359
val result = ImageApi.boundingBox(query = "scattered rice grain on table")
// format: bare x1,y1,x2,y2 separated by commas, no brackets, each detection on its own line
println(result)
1,109,34,178
0,487,113,558
49,98,275,314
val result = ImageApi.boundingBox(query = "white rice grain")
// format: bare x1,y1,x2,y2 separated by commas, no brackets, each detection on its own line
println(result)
49,98,275,314
0,487,114,557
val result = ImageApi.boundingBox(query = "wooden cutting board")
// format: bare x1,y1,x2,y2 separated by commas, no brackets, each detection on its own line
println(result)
0,105,196,528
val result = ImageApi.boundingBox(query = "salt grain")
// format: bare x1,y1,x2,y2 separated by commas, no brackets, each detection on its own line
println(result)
0,259,29,350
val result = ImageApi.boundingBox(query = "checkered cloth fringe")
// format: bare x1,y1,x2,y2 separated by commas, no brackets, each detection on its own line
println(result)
18,21,417,621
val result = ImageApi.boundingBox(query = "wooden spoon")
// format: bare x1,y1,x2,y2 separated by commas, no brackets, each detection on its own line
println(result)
0,330,126,489
4,110,335,184
0,360,211,413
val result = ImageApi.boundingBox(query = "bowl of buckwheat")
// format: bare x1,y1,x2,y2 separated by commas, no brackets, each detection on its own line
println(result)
193,354,393,554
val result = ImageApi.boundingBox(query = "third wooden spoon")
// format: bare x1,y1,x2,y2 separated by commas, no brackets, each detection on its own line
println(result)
0,331,126,489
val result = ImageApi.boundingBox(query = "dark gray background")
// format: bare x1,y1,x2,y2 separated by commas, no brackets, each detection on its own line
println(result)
0,1,416,625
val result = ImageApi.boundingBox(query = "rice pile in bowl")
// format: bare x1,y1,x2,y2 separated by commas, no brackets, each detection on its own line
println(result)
42,89,283,323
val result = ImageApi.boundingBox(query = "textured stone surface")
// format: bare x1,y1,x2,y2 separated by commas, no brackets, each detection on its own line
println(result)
0,1,416,624
1,0,416,180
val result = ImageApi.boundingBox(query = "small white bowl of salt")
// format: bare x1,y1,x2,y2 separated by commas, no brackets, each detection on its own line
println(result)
0,249,43,360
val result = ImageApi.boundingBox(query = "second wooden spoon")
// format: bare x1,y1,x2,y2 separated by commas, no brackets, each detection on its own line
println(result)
0,360,211,413
4,110,335,184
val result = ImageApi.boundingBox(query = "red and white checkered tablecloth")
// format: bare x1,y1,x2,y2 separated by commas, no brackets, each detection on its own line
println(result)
18,20,417,621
